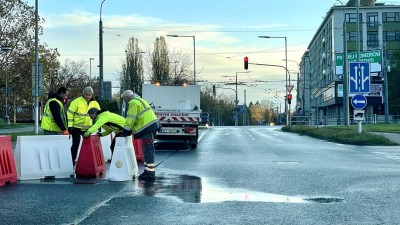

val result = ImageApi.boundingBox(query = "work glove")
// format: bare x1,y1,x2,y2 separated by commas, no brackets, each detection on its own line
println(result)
62,130,69,135
120,129,132,137
83,131,91,138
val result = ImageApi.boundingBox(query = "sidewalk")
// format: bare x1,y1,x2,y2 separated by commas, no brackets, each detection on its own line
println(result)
0,125,41,135
371,132,400,145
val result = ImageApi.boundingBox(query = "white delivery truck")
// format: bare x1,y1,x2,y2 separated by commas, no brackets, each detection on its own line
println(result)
142,84,202,148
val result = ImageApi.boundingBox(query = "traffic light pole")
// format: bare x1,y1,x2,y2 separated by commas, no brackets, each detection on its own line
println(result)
248,62,292,126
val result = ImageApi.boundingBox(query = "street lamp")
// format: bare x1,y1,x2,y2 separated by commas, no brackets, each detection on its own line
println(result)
258,35,289,125
99,0,107,100
167,35,196,84
1,46,12,124
89,57,94,86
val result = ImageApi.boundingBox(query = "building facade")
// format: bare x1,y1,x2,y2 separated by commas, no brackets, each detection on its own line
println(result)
298,0,400,123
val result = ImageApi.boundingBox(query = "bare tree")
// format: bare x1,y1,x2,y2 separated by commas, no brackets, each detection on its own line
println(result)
168,48,193,85
58,59,89,100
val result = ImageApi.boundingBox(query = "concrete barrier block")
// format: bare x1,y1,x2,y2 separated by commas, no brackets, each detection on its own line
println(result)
15,135,73,180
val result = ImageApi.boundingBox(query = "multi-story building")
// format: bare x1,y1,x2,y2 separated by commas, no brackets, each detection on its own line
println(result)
298,0,400,124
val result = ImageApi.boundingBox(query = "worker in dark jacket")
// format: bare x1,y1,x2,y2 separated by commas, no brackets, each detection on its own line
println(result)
41,87,69,135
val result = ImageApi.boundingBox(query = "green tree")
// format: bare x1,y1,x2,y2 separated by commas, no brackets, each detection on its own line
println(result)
200,85,236,126
0,0,63,122
121,37,144,96
150,36,170,84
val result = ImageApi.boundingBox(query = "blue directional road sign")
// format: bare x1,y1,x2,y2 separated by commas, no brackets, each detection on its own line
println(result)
349,62,370,94
351,94,367,110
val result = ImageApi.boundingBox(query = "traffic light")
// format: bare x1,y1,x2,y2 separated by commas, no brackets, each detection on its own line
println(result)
287,94,292,104
244,56,248,70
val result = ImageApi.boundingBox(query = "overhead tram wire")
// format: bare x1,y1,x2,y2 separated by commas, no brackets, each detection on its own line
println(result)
103,27,317,33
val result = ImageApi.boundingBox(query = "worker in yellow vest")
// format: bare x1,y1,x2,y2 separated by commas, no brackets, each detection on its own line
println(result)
84,108,129,155
67,86,100,165
41,87,69,135
121,90,161,181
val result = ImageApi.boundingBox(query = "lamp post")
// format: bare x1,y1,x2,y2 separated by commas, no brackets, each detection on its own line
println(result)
301,52,310,117
1,46,12,124
89,57,94,86
258,35,289,125
99,0,107,100
336,0,349,126
167,35,196,84
235,71,250,126
285,59,300,116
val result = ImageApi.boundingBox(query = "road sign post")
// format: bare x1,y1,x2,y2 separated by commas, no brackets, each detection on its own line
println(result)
349,62,370,133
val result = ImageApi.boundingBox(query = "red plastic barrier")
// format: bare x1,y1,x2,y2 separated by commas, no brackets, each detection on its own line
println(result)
75,135,106,178
133,137,144,162
0,136,17,186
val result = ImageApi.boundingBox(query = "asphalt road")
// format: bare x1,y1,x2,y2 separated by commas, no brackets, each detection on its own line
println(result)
1,126,400,224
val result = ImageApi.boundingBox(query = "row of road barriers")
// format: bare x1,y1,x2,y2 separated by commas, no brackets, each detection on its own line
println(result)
0,134,145,186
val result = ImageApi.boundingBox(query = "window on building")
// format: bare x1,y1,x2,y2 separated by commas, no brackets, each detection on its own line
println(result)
385,49,396,60
383,12,399,22
384,31,400,41
348,32,363,41
346,13,362,23
367,13,378,27
367,31,379,47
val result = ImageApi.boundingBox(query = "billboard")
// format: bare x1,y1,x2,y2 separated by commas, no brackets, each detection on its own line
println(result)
335,50,382,76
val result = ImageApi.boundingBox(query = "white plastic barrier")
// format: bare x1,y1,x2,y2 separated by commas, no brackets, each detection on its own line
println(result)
15,135,73,180
100,134,113,162
108,136,138,181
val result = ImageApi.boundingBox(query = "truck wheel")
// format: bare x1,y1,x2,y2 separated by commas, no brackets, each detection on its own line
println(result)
190,136,198,149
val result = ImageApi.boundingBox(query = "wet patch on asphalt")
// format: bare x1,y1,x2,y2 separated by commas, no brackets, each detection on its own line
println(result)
136,174,344,204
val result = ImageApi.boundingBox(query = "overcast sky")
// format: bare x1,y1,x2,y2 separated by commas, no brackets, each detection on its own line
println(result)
25,0,400,108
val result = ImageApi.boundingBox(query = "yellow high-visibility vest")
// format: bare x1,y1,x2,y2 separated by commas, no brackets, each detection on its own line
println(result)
41,98,66,132
124,96,157,134
67,96,100,131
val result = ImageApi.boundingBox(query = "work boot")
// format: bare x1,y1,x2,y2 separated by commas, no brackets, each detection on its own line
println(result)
139,170,155,181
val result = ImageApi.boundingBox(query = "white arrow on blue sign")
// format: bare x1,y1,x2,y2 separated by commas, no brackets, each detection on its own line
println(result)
351,94,367,110
349,62,370,94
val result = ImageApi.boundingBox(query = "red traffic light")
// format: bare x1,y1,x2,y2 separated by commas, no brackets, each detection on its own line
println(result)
244,56,248,70
287,94,292,104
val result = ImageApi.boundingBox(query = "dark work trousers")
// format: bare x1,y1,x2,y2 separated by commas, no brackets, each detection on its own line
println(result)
70,127,83,165
110,137,116,155
43,130,61,135
141,132,155,165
